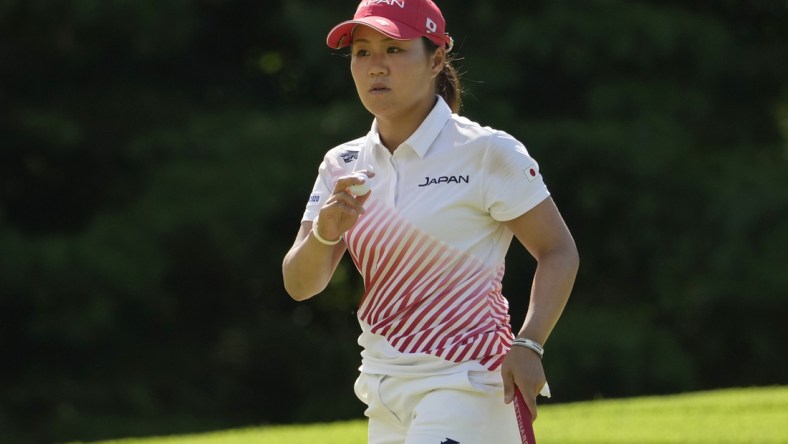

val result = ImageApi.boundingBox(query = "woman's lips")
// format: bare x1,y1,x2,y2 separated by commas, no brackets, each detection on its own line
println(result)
370,83,390,94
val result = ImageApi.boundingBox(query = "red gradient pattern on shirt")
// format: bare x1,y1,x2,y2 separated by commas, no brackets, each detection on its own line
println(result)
344,197,514,370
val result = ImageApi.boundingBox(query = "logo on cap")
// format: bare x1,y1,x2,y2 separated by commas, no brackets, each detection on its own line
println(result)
361,0,405,8
425,18,437,32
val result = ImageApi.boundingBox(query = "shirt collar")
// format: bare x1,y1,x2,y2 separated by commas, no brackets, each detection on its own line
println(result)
369,95,452,158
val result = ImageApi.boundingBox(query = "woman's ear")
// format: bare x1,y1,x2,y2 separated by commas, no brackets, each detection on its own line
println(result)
431,47,446,78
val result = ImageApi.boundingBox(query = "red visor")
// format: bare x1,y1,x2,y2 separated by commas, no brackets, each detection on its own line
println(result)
327,0,453,51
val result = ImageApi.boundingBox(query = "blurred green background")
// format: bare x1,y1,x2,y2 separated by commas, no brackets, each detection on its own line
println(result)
1,0,786,442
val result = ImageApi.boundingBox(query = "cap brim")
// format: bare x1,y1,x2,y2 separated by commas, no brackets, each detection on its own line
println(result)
326,17,423,50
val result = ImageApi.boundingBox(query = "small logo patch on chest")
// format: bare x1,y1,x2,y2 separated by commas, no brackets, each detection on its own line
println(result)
340,150,359,163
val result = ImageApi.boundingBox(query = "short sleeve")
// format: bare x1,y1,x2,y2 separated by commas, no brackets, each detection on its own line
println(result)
300,163,332,223
483,133,550,221
300,147,359,222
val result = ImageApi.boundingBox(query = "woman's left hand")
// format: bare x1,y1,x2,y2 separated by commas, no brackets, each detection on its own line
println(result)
501,345,546,421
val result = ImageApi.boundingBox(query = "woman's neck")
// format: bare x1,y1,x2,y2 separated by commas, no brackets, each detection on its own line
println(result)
376,96,437,153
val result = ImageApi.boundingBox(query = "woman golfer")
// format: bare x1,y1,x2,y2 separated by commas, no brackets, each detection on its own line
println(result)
283,1,579,442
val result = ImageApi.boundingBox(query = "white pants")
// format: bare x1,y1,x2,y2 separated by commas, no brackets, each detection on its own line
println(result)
354,370,521,444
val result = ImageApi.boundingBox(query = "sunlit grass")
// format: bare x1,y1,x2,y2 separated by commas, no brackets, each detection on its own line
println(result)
534,386,788,443
74,386,788,444
81,421,368,444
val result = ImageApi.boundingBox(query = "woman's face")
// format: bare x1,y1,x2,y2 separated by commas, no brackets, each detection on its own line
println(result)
350,26,443,122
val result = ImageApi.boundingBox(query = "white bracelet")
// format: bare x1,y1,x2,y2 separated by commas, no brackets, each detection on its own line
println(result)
512,338,544,359
311,225,341,246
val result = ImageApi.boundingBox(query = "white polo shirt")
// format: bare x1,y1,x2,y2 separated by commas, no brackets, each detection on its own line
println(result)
302,96,550,375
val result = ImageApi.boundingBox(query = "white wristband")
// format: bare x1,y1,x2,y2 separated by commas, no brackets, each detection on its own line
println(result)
311,225,341,246
512,338,544,359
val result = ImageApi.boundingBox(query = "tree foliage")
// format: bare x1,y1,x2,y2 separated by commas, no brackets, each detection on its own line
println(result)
1,0,786,442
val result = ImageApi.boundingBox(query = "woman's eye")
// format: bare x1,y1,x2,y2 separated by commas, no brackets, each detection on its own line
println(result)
387,47,402,53
354,49,369,57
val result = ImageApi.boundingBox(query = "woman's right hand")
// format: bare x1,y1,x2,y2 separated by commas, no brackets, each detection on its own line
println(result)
313,170,375,243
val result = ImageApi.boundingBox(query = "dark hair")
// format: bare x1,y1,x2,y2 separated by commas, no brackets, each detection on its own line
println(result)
422,37,462,113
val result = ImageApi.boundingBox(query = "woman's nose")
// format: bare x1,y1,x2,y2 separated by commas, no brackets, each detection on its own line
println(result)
368,54,387,76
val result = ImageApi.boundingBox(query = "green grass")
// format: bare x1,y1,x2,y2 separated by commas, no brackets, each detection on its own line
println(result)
73,386,788,444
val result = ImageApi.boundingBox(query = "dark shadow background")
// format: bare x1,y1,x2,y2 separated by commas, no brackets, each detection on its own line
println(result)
1,1,786,442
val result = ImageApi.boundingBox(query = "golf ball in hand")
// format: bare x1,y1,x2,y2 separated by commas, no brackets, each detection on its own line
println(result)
348,173,371,196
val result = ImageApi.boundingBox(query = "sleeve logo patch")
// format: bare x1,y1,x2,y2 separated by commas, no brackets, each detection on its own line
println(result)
523,163,539,182
307,193,321,205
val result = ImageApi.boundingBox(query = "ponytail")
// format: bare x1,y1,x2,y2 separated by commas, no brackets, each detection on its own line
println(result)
437,61,462,113
423,37,462,113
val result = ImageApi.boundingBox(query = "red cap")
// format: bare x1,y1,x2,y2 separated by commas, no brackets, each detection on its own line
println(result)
327,0,453,52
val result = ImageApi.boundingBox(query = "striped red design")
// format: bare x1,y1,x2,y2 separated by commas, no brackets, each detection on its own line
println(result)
344,197,513,370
